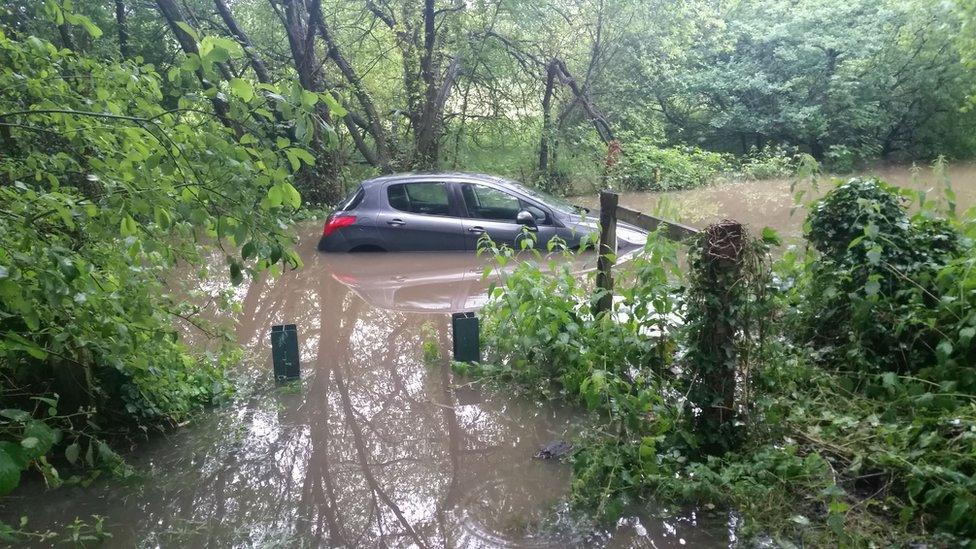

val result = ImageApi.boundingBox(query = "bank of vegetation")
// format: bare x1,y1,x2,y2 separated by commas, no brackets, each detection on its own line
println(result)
466,171,976,545
2,0,976,543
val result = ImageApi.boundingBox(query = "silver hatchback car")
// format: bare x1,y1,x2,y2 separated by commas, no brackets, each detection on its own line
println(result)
317,173,648,252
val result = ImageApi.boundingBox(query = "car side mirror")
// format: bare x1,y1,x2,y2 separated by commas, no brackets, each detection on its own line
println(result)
516,210,537,230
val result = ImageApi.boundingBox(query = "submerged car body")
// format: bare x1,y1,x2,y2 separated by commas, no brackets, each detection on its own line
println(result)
317,173,647,252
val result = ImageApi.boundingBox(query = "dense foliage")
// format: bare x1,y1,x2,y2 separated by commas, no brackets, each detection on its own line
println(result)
0,10,327,513
471,177,976,544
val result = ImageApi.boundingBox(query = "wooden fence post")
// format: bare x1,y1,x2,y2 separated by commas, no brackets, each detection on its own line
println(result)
594,191,618,315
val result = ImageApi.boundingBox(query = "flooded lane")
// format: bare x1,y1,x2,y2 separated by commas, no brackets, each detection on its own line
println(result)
1,224,724,548
582,163,976,241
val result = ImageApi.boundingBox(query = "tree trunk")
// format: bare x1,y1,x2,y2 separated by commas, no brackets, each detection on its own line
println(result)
274,0,342,204
154,0,238,133
310,0,393,172
538,60,557,174
213,0,270,83
115,0,130,59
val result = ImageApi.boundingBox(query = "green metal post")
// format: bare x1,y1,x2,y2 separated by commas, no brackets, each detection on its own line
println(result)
271,324,300,380
451,312,480,363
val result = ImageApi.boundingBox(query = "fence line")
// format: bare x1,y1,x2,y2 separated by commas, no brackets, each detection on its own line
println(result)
593,191,702,315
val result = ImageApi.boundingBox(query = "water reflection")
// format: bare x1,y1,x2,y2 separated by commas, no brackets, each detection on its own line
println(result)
0,224,722,548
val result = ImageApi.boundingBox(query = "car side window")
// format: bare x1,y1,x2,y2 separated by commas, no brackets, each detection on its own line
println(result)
461,184,522,222
387,182,451,216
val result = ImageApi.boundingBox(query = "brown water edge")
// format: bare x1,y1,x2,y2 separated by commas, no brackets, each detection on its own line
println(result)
0,224,727,548
579,163,976,242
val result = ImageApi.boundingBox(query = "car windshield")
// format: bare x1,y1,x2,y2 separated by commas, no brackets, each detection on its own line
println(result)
509,182,586,214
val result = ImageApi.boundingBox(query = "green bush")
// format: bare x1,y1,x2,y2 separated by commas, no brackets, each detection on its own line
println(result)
798,177,965,380
616,139,733,191
463,235,692,517
613,140,798,191
0,29,316,498
468,176,976,544
736,145,799,180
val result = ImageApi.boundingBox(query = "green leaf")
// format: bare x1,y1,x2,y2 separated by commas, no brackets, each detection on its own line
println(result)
284,148,301,172
153,207,172,229
0,449,21,496
174,21,199,42
241,241,257,261
949,498,971,525
64,443,80,465
865,245,882,265
229,78,253,102
282,182,301,209
229,259,243,286
22,420,56,458
0,409,30,422
287,147,315,168
300,90,318,108
761,226,781,246
864,278,880,297
76,15,102,38
790,515,810,526
120,215,138,237
320,91,347,117
264,185,283,209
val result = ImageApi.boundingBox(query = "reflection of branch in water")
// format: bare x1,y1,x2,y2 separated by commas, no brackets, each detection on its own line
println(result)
327,296,431,549
235,271,269,345
434,314,462,547
334,368,430,549
295,272,353,546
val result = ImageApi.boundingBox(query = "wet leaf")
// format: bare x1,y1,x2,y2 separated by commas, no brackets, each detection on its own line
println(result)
64,443,80,465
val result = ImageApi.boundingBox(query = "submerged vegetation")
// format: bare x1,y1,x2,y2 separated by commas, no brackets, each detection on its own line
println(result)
468,173,976,545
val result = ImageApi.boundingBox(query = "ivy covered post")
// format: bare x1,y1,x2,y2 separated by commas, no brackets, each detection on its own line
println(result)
594,191,618,315
686,219,750,454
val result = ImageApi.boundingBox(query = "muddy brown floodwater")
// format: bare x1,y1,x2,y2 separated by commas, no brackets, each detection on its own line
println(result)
580,163,976,242
0,225,729,548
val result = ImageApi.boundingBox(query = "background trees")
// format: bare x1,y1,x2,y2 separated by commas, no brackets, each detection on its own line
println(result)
6,0,974,199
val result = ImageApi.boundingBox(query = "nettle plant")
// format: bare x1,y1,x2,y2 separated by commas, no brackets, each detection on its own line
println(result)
0,25,334,496
467,232,708,518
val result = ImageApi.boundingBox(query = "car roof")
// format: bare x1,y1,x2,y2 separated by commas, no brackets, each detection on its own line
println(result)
359,172,523,191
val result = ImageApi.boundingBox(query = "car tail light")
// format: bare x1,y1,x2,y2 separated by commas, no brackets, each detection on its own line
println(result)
323,214,356,237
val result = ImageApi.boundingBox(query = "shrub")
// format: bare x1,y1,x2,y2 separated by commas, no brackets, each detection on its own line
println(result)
736,145,799,180
797,177,966,380
616,139,733,191
0,30,315,498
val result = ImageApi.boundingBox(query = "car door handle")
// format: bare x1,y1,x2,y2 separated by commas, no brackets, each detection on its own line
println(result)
468,226,485,234
387,218,406,227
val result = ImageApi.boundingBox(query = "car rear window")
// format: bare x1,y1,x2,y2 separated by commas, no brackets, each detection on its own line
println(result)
338,186,365,211
387,183,451,216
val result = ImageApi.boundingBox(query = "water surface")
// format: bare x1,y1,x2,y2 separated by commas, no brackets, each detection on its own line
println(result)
1,226,724,548
580,163,976,241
